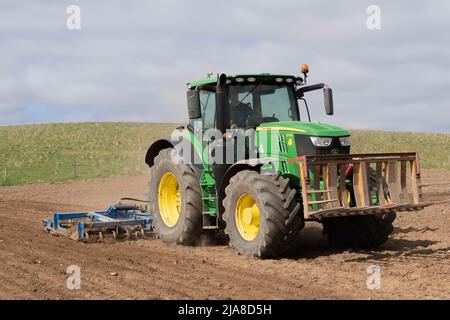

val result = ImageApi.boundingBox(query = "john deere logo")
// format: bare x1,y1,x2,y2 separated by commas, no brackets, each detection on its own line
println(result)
330,148,340,154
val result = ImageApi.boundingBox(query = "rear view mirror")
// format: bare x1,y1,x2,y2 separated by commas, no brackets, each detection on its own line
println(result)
187,90,201,119
296,83,325,98
324,87,334,115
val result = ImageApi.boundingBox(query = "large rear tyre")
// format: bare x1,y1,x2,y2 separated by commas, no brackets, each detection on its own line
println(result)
149,148,203,245
223,170,304,258
322,168,396,249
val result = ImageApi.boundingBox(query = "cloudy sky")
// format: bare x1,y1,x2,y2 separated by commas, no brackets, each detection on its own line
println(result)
0,0,449,132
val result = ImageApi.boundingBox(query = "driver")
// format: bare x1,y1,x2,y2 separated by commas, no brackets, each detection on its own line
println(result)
229,94,257,129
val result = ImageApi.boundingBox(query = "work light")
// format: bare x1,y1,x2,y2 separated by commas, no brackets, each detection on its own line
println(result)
310,136,332,147
339,136,351,146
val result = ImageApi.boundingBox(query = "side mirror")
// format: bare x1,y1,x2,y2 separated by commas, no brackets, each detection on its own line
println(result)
187,90,201,119
296,83,325,98
324,87,334,115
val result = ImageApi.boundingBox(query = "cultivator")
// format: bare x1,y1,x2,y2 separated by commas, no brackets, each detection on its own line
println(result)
294,152,450,220
43,204,152,242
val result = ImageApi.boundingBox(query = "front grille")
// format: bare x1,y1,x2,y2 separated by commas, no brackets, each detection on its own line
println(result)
277,133,288,153
295,135,350,156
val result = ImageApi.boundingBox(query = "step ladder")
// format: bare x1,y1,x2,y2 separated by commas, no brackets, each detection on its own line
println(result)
200,170,219,229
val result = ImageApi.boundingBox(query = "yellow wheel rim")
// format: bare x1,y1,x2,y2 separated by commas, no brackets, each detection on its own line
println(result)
235,194,260,241
158,172,181,227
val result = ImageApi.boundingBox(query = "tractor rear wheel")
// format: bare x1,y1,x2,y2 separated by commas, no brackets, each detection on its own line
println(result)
149,148,203,245
322,168,396,249
223,170,304,258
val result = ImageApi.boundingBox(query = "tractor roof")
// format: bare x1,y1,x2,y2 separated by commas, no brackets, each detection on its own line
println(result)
187,73,303,89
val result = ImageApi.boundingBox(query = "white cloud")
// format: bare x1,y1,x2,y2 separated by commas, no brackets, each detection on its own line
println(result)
0,0,449,132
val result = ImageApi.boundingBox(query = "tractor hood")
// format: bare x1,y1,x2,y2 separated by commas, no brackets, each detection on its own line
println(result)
256,121,350,137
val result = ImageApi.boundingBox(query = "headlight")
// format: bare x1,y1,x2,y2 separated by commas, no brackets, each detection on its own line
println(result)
310,136,332,147
339,136,351,146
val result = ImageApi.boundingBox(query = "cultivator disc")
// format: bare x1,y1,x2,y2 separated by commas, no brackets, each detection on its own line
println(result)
79,226,150,243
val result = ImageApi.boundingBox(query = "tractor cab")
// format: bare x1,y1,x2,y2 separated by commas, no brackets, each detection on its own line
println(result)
187,73,303,131
186,71,350,160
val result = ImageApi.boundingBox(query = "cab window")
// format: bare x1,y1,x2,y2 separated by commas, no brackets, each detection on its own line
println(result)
200,90,215,130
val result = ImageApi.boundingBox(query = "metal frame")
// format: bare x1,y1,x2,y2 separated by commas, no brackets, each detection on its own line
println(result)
43,204,152,240
294,152,449,219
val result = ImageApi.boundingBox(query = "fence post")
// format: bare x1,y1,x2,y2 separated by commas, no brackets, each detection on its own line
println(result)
72,161,76,177
139,147,142,171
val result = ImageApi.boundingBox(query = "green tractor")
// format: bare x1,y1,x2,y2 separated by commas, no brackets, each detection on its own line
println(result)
145,66,431,258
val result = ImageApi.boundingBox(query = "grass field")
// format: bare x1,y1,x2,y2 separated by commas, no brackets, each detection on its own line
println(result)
0,123,174,186
0,122,448,186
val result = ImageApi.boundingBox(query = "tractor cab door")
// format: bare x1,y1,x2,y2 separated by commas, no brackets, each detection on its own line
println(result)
199,89,216,133
197,89,231,194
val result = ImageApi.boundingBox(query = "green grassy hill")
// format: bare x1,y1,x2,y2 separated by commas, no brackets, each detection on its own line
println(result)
350,130,450,171
0,122,448,186
0,122,174,186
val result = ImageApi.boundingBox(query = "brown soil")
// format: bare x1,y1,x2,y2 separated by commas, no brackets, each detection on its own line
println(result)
0,169,449,300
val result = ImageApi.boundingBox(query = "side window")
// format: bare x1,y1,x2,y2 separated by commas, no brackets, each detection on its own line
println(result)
200,90,215,130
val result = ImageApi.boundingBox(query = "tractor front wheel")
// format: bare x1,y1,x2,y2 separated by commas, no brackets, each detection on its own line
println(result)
322,168,396,249
149,148,203,245
223,170,304,258
322,213,396,249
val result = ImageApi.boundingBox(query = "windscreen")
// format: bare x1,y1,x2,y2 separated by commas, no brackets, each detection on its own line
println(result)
227,84,299,128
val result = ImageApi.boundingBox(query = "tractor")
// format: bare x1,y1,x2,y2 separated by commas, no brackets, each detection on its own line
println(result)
145,65,440,258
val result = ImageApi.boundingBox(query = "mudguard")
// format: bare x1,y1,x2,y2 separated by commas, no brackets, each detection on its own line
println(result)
144,138,174,167
217,157,278,217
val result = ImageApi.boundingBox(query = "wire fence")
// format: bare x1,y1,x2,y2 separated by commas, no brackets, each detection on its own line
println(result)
1,153,148,187
2,153,450,187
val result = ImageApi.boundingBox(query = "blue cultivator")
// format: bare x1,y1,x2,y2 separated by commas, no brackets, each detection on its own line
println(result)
42,204,153,241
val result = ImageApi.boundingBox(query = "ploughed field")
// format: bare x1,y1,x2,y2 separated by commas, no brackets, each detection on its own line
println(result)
0,170,449,299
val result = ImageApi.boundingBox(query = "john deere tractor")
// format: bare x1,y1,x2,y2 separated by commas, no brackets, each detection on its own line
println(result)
145,65,434,258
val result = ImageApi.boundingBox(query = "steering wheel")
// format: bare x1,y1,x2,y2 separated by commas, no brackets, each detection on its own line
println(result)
246,110,263,128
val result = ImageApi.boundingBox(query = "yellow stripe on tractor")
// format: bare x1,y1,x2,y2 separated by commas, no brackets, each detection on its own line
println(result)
256,126,306,133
